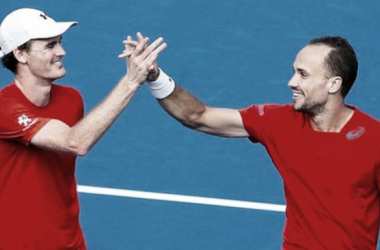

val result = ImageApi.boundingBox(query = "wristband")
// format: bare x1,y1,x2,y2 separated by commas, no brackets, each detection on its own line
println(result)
146,68,175,99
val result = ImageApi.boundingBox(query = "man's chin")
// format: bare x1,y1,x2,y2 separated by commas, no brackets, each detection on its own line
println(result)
292,103,301,111
292,104,307,113
49,71,66,81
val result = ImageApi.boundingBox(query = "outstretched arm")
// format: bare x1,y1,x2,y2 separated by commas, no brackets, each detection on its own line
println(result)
123,32,249,138
154,70,249,138
31,36,167,156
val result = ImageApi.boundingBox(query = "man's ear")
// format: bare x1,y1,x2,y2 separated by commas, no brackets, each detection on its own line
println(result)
13,48,27,64
328,76,342,94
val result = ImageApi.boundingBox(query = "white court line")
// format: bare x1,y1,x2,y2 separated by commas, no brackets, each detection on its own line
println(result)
77,185,286,213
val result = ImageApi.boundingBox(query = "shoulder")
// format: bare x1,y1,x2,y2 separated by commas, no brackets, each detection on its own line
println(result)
352,107,380,127
0,85,36,138
240,103,300,119
349,107,380,142
51,83,82,98
0,82,18,99
239,103,305,134
0,83,25,111
51,83,84,107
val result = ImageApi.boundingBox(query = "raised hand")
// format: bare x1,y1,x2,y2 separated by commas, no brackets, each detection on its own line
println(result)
118,32,166,86
119,32,162,83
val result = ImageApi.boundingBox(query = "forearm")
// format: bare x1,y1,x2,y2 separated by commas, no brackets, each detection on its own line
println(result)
148,69,248,137
158,84,207,130
32,77,140,156
67,76,140,155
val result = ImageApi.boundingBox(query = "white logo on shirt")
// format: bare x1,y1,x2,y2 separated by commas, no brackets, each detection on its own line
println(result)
258,105,265,116
18,114,32,127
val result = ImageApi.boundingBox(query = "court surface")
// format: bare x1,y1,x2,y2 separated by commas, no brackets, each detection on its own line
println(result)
1,1,380,249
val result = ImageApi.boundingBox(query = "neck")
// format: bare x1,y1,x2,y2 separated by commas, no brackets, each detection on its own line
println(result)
15,76,52,107
309,103,354,133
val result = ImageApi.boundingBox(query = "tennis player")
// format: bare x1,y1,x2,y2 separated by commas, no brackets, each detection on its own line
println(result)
129,33,380,249
0,9,166,249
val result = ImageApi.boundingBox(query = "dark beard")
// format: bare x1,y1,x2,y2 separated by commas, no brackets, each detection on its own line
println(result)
294,101,325,116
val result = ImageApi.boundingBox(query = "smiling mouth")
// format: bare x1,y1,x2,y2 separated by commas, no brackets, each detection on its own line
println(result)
292,92,304,100
53,60,63,67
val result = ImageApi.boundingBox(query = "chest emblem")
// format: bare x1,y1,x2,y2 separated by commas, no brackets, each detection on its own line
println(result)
346,127,365,140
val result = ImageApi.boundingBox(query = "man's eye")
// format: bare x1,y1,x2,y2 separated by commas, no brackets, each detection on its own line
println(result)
46,43,56,49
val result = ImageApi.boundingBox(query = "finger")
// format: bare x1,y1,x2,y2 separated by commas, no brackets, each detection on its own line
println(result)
122,40,139,53
139,37,165,61
118,50,133,58
142,42,167,70
136,32,149,50
146,42,167,63
133,37,149,56
137,32,144,42
148,64,156,72
118,38,139,58
122,40,139,47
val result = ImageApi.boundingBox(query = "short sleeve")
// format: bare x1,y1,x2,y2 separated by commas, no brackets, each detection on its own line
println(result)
0,97,50,145
375,134,380,192
239,104,279,143
239,104,298,145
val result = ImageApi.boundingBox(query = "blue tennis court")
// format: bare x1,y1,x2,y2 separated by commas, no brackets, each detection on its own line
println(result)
1,0,380,249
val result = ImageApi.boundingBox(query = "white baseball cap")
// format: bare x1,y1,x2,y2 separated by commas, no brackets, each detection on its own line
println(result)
0,8,77,58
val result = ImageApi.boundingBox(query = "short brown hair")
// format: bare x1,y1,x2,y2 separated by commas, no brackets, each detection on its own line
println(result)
309,36,358,98
1,40,32,74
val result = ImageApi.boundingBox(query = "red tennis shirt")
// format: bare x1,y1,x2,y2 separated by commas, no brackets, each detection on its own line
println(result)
0,83,86,249
239,104,380,249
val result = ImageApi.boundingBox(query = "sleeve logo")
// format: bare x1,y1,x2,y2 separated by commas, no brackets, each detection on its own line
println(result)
258,104,265,116
18,114,38,131
18,114,32,127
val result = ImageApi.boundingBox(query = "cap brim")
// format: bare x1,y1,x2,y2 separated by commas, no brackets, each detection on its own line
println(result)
0,21,77,58
30,21,77,40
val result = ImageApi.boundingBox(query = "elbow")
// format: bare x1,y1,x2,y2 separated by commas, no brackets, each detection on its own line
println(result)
66,139,90,157
179,113,205,130
180,120,200,130
75,148,89,157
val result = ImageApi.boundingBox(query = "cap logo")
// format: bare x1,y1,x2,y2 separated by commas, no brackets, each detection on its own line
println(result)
39,13,48,20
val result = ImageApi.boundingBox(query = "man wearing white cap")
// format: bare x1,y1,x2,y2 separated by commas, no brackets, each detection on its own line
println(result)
0,8,166,249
